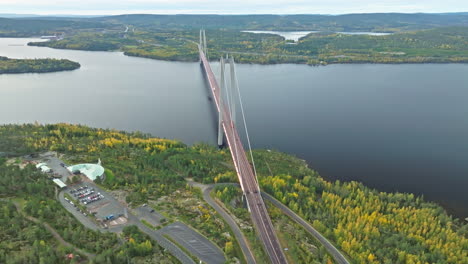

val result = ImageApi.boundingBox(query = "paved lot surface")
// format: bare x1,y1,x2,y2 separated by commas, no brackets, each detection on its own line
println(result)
59,190,100,231
134,205,164,227
44,156,71,182
158,221,226,264
62,182,128,230
135,221,196,264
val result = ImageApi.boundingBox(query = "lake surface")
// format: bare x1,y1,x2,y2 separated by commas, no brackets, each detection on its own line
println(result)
1,38,467,218
242,30,391,41
242,31,318,41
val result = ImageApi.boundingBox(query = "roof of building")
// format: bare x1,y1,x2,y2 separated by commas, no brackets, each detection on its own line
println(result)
67,163,104,181
36,162,47,169
53,179,67,188
40,165,51,172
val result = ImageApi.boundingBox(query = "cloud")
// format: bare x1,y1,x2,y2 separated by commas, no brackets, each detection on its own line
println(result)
1,0,467,15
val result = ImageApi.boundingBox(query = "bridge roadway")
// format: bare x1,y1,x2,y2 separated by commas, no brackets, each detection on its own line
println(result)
199,48,288,264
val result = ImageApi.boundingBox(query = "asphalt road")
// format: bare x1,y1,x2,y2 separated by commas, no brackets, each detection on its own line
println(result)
158,222,226,264
132,217,196,264
199,182,351,264
189,181,257,264
262,192,351,264
58,191,100,231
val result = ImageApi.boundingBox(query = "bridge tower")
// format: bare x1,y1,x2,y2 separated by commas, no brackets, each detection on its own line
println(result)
199,29,208,60
218,56,225,146
228,56,237,125
217,54,239,147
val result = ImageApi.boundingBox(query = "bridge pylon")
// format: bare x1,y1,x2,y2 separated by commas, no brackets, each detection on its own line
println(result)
218,56,225,147
228,55,237,125
218,54,239,146
199,29,208,61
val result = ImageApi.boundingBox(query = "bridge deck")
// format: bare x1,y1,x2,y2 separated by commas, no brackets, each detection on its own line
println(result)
199,48,288,264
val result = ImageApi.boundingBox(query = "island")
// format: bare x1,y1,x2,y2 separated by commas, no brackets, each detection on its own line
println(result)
0,123,466,263
0,56,80,74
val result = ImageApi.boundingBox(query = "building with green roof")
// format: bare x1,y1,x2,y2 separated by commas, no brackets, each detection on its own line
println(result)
67,163,104,181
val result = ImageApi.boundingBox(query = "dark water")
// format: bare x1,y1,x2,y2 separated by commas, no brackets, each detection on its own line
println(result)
1,38,467,218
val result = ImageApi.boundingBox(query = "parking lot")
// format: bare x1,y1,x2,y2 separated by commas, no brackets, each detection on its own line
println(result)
134,205,165,227
62,182,129,229
157,222,226,264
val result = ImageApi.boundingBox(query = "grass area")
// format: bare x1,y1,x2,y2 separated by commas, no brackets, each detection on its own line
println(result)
103,168,115,185
141,219,156,230
11,197,27,207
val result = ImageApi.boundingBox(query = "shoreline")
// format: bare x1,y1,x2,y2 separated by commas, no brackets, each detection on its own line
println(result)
23,39,468,66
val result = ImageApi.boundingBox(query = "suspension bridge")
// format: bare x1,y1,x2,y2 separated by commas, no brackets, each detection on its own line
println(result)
198,30,288,264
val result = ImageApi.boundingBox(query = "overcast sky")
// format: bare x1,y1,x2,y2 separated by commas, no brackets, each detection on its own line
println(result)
1,0,467,15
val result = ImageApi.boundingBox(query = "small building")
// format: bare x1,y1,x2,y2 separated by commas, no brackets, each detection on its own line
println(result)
36,162,47,169
36,162,51,173
53,179,67,189
40,166,52,173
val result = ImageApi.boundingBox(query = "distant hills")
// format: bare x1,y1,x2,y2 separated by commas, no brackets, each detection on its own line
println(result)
0,13,101,18
93,13,468,31
0,13,468,37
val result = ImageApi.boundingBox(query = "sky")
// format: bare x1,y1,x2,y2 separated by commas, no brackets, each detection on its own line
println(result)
0,0,467,15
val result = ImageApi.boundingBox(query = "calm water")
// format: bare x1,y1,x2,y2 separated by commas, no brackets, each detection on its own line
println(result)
242,30,391,41
1,38,467,218
242,31,318,41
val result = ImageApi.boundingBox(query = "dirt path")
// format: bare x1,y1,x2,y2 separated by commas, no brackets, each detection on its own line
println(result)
6,199,96,260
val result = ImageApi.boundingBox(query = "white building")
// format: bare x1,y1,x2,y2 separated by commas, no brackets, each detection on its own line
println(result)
36,162,51,173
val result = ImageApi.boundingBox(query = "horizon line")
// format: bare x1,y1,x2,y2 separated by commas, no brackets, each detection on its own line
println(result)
2,11,468,17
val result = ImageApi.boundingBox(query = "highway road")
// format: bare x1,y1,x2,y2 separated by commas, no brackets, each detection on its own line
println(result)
188,180,257,264
200,47,288,264
200,183,351,264
262,192,351,264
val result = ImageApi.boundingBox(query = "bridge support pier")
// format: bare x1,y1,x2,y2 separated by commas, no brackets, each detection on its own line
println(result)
242,193,251,212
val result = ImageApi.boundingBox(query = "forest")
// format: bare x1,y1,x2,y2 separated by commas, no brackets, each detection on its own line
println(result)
86,13,468,31
0,17,110,37
0,13,464,65
0,123,467,264
27,25,468,65
0,158,176,263
0,56,80,74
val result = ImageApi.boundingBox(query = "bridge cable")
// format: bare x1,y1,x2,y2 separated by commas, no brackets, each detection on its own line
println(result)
228,55,241,173
232,59,259,186
223,55,240,171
